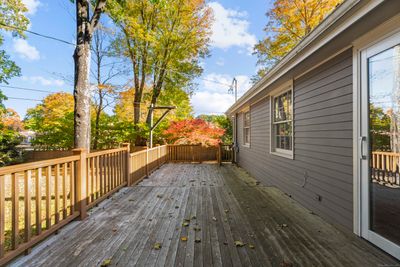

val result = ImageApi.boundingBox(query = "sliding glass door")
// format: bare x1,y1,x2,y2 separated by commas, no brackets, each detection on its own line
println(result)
360,32,400,259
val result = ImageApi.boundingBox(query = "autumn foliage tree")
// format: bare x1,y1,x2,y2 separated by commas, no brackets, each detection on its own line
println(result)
0,0,29,84
254,0,343,79
0,108,23,166
164,119,225,147
25,92,130,150
107,0,212,145
25,92,75,149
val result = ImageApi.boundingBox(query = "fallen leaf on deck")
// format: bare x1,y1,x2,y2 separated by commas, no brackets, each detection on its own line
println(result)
181,236,188,242
112,228,118,232
182,222,189,227
212,217,217,221
129,199,135,202
100,259,112,266
195,238,201,243
224,209,229,213
280,261,293,267
234,241,245,247
248,244,255,249
153,243,162,250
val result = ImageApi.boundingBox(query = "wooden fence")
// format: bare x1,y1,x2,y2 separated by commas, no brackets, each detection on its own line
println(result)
168,144,233,163
220,144,234,163
371,151,400,187
0,143,232,265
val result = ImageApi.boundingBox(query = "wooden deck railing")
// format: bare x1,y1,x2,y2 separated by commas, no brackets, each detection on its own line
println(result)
85,147,129,209
0,143,231,265
128,145,168,186
371,151,400,187
0,155,81,265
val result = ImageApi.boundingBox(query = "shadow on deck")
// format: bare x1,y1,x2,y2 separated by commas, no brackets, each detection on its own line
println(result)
11,163,398,267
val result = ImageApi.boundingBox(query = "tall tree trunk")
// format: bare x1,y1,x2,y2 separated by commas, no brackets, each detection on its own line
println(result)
74,0,91,151
73,0,107,151
145,67,167,125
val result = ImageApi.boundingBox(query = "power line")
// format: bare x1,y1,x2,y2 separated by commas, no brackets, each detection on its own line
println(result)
0,22,235,88
0,85,57,93
6,97,42,102
0,22,76,47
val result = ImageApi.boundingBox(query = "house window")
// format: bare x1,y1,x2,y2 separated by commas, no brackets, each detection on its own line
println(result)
243,111,250,146
271,84,293,158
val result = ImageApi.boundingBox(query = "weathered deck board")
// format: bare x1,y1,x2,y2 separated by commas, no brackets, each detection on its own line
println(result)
11,163,399,267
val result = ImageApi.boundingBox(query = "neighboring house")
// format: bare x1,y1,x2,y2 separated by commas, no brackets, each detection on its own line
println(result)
16,130,36,151
226,0,400,260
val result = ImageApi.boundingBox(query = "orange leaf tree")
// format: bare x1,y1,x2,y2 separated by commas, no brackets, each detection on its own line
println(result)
254,0,343,79
164,118,225,147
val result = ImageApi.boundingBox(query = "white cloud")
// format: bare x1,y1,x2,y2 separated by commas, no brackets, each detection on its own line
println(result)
13,39,40,60
192,73,252,115
191,91,234,115
202,73,251,95
208,2,257,52
22,76,64,87
22,0,41,15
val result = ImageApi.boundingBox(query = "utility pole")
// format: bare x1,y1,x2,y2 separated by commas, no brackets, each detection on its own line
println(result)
148,104,176,148
229,78,238,102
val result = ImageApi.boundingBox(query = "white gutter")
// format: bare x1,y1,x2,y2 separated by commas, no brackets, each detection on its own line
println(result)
226,0,384,115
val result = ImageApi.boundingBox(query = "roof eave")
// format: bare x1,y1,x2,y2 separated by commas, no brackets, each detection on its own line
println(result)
226,0,383,116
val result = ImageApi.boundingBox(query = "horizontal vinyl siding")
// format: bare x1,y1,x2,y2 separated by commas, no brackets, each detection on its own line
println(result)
236,49,353,230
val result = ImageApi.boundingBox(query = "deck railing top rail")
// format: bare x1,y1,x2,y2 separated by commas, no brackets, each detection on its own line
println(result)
0,155,81,176
86,147,127,158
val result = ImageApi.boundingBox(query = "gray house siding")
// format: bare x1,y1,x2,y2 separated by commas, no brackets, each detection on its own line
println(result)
236,49,353,230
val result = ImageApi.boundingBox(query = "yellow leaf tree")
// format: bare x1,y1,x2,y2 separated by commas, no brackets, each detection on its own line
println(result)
107,0,211,145
25,92,75,149
254,0,343,79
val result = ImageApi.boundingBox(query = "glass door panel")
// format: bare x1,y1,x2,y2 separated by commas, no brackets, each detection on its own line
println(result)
368,44,400,246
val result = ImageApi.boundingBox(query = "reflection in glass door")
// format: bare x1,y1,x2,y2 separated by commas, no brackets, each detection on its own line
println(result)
367,43,400,248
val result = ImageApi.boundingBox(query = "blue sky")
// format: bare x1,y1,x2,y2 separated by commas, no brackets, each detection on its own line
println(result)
1,0,272,118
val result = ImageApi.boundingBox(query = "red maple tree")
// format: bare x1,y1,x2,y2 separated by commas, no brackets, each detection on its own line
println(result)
164,118,225,147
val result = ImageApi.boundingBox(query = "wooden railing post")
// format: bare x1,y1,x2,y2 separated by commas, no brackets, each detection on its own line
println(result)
156,144,161,168
145,146,149,177
218,144,222,166
122,143,131,186
72,148,87,220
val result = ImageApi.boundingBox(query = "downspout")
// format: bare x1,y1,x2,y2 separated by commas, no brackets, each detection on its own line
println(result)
233,113,238,164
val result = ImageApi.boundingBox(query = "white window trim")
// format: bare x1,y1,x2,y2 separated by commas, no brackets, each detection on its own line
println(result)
242,109,251,148
269,80,294,159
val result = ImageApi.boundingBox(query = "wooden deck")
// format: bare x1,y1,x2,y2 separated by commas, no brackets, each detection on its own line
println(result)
11,163,398,267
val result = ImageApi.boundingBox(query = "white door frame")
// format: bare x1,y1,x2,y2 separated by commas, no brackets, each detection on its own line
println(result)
353,18,400,260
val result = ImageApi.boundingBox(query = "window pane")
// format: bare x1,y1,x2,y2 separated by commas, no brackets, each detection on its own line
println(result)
274,122,292,150
244,128,250,144
287,91,292,120
244,112,250,127
274,91,292,122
